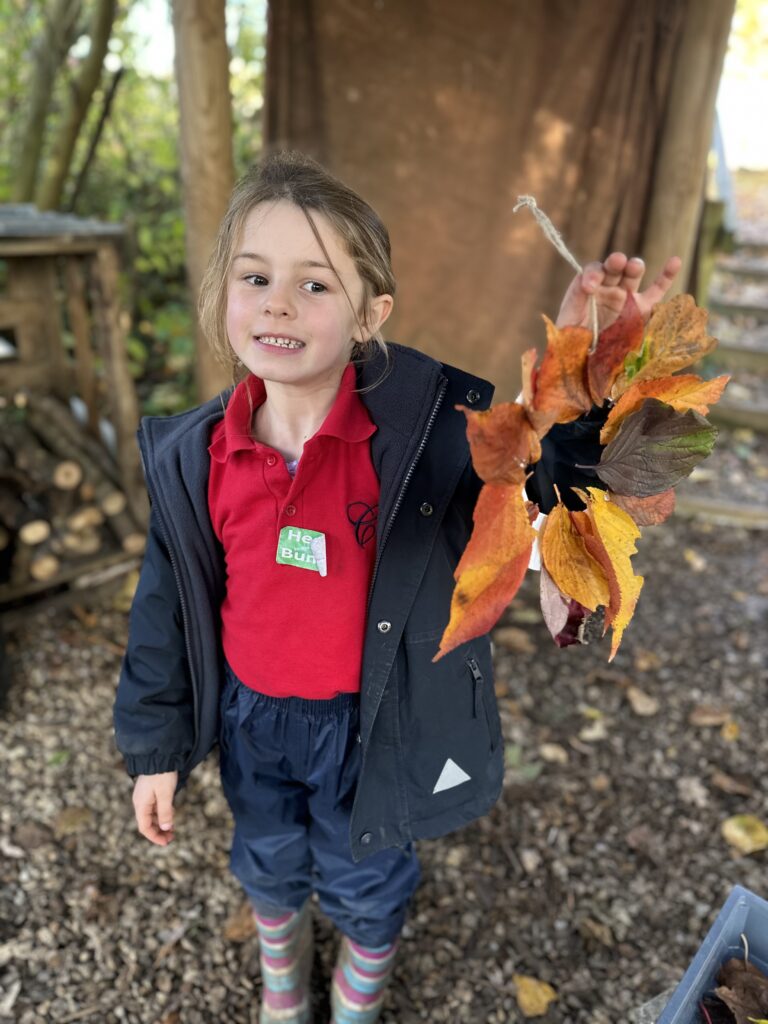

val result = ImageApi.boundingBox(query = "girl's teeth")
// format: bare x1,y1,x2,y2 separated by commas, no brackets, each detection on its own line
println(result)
259,336,304,349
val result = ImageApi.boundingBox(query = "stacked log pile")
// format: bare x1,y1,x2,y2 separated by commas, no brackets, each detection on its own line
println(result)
0,392,145,605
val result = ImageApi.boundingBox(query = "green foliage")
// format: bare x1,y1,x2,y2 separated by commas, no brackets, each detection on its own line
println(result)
1,0,266,415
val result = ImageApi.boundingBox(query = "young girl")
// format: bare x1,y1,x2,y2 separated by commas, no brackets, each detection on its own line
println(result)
114,151,680,1023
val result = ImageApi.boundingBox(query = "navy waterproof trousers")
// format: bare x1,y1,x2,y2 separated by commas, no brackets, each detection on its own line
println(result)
218,662,421,947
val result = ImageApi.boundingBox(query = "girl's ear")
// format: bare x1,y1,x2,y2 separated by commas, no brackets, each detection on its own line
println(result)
363,293,394,339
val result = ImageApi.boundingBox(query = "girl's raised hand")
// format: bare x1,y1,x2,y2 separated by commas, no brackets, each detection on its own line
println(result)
133,771,179,846
555,252,682,331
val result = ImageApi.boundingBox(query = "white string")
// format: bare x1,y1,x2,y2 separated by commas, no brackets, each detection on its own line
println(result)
513,195,599,351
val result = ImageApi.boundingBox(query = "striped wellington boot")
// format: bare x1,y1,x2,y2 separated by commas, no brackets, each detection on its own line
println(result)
254,904,314,1024
331,935,398,1023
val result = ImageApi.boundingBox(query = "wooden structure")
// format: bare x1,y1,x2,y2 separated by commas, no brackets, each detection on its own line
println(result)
0,205,146,617
265,0,735,401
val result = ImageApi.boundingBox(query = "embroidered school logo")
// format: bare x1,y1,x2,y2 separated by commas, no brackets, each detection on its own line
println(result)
347,501,378,547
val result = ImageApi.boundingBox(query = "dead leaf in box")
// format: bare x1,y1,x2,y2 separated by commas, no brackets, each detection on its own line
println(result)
513,973,558,1017
461,402,541,484
716,956,768,1024
626,686,660,717
601,372,729,444
683,547,708,573
494,625,536,654
722,719,741,742
721,815,768,855
689,704,731,727
611,294,718,398
711,770,753,797
224,899,257,942
539,743,569,764
435,484,536,661
609,488,676,526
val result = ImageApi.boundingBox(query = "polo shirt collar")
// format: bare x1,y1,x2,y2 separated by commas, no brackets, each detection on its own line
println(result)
208,362,375,463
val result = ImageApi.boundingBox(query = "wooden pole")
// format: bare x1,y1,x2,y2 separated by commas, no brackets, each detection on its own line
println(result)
171,0,235,401
640,0,736,292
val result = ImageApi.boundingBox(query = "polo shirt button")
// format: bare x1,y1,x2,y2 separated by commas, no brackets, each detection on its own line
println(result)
377,620,392,634
419,502,434,517
285,504,296,516
360,832,373,846
266,455,277,466
466,388,481,405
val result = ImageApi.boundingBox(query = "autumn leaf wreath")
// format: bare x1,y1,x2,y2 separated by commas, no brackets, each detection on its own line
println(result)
435,291,729,664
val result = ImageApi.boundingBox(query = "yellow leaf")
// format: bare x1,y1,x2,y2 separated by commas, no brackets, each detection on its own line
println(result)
435,485,536,660
513,974,558,1017
611,295,718,398
601,373,730,444
539,503,610,611
721,719,740,742
721,814,768,855
571,488,644,661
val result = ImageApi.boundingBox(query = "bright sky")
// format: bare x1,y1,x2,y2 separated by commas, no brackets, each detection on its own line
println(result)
124,0,766,170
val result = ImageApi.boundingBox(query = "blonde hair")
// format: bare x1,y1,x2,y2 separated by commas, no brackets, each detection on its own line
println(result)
199,150,394,389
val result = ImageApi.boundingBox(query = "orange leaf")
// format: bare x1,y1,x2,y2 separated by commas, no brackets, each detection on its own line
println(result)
608,489,676,526
461,402,542,485
611,295,718,399
601,373,730,444
539,503,610,611
571,488,644,661
521,347,538,411
527,317,594,436
434,484,536,661
587,292,644,404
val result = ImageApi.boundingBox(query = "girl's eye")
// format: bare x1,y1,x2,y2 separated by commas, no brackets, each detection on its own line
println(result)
302,281,327,294
243,274,267,286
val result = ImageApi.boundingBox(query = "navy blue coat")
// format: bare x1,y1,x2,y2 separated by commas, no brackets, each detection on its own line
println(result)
114,342,504,863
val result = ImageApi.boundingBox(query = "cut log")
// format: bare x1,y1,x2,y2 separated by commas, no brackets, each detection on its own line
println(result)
66,505,105,532
29,549,61,582
100,489,126,517
105,508,146,554
31,394,121,486
18,519,51,546
60,528,102,556
53,460,83,490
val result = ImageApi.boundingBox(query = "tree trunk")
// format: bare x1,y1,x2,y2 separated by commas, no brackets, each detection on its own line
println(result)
265,0,736,401
171,0,235,401
36,0,118,211
11,0,82,202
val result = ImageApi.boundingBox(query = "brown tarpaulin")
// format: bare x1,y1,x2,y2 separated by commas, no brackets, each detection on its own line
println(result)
265,0,733,399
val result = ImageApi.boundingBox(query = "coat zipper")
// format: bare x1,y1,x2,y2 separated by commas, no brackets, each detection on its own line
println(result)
467,656,484,718
366,378,448,609
137,433,199,743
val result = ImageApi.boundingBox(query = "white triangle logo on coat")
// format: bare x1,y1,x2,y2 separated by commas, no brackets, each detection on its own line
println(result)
432,758,471,794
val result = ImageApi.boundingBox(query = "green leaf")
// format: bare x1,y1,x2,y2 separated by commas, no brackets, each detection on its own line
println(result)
593,398,717,497
622,335,649,381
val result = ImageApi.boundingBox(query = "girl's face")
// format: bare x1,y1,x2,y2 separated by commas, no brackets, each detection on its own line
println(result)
226,200,391,390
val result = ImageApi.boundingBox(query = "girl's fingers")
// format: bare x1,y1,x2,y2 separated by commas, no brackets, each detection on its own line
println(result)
134,794,173,846
640,255,682,305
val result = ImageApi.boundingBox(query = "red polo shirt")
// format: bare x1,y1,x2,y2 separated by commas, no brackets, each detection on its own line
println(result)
207,363,380,698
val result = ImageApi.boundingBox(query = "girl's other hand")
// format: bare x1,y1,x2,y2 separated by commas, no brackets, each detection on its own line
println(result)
133,771,179,846
555,252,682,331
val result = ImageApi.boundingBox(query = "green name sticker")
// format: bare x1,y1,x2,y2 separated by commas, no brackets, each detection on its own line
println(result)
276,527,327,576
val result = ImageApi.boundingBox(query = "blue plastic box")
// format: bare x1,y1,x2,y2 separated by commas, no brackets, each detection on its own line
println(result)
657,885,768,1023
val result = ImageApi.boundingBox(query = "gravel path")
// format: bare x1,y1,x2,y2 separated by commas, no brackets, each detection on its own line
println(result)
2,511,767,1024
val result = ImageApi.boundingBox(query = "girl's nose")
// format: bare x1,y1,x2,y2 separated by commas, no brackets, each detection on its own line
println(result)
262,286,295,318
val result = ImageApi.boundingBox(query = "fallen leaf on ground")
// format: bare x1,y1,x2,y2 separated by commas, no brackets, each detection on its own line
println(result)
538,743,569,764
577,917,614,947
634,649,662,672
53,806,94,838
493,625,537,654
513,974,558,1017
579,719,608,742
721,815,768,855
683,547,708,572
626,686,660,716
224,899,257,942
721,720,741,742
689,704,731,727
711,770,753,797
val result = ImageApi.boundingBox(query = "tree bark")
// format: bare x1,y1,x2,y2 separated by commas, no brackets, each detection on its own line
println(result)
36,0,118,210
171,0,235,400
11,0,82,202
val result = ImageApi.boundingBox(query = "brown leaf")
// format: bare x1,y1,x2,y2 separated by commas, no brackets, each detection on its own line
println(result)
493,625,537,654
461,402,541,485
601,372,729,444
689,704,732,727
223,899,257,943
53,806,94,838
711,770,753,797
513,974,558,1017
608,489,676,526
716,957,768,1024
626,686,659,717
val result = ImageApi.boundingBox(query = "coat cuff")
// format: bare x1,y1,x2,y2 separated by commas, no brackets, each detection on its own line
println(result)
122,752,190,778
